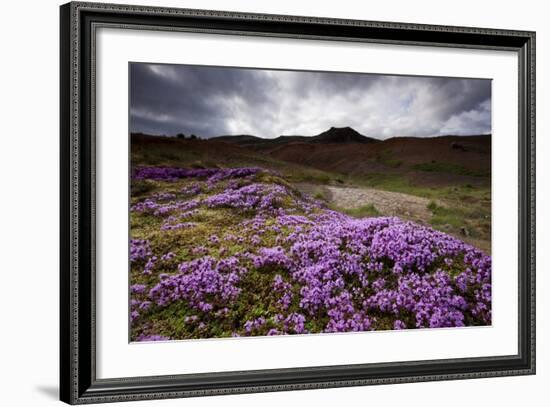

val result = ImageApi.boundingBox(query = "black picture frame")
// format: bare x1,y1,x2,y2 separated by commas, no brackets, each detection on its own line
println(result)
60,1,536,404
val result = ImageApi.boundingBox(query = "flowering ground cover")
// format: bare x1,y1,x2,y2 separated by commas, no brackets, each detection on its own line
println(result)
130,166,491,341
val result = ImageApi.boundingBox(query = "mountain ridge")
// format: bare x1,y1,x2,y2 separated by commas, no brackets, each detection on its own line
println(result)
210,126,490,146
212,126,377,146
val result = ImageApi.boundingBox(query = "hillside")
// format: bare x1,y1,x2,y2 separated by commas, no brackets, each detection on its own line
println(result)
209,128,491,186
129,165,491,341
131,132,491,254
130,133,344,185
264,134,491,184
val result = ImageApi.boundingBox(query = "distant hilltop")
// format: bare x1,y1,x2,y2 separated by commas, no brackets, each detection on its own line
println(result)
212,126,379,148
308,126,379,144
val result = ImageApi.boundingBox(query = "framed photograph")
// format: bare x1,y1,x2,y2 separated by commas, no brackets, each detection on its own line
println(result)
60,1,536,404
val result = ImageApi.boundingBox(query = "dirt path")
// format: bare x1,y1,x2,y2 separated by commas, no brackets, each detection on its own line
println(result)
295,183,433,225
327,185,432,222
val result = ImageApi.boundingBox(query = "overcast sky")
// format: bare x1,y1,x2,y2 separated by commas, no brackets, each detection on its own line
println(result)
130,63,491,140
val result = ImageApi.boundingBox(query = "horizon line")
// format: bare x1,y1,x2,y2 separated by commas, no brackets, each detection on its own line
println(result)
130,128,492,142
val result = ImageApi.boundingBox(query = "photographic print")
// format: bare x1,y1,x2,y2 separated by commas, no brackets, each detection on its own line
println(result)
129,63,492,342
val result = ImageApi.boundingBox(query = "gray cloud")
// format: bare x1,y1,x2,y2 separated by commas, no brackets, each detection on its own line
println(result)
130,63,491,139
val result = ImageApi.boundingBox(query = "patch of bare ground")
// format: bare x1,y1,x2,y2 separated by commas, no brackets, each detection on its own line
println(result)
295,183,433,225
327,185,433,224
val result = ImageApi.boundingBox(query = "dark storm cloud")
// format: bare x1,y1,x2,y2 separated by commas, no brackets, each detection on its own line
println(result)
130,63,491,139
130,64,275,137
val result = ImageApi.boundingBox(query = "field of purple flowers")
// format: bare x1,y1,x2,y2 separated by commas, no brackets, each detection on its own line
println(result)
130,166,491,342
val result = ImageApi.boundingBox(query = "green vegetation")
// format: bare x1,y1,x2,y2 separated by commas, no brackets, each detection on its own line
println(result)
338,203,380,218
375,149,402,168
426,199,491,253
427,201,466,228
411,161,489,177
342,172,488,203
